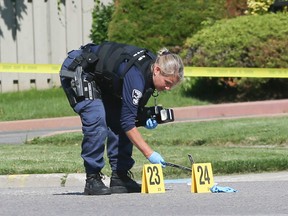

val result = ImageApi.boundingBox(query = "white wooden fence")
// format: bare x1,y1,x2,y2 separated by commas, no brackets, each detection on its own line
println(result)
0,0,111,92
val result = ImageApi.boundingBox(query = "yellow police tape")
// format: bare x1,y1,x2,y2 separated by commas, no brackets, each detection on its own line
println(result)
1,63,288,78
185,67,288,78
0,63,61,74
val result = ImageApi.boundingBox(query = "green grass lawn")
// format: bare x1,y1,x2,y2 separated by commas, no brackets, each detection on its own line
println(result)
0,88,287,179
1,116,287,180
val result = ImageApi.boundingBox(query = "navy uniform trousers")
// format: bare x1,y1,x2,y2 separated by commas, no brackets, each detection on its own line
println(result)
60,50,135,174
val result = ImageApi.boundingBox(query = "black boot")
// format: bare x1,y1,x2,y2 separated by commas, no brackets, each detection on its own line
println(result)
84,173,111,195
110,171,141,193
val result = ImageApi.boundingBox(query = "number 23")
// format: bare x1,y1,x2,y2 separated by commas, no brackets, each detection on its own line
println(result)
147,166,161,185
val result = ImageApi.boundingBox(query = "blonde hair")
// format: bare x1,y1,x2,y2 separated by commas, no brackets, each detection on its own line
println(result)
153,47,184,84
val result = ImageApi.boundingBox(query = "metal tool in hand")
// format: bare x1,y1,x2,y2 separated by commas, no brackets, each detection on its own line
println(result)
165,154,195,173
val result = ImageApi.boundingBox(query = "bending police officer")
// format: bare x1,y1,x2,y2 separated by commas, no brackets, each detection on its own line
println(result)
59,41,184,195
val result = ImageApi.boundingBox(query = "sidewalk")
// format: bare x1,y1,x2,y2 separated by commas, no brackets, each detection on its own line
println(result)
1,99,288,132
173,98,288,122
1,99,288,144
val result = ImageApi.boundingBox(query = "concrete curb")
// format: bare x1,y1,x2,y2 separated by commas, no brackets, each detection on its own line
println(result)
1,171,287,189
0,173,110,188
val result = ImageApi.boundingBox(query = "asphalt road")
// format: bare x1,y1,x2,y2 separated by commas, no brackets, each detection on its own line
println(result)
0,172,287,216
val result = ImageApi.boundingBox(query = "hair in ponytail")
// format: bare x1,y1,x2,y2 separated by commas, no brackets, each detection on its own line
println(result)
152,47,184,84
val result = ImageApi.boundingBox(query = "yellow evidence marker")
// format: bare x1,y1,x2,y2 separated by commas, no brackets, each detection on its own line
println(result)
141,164,165,194
191,163,214,193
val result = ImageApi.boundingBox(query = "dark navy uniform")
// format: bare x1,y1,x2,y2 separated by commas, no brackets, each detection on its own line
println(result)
60,42,156,174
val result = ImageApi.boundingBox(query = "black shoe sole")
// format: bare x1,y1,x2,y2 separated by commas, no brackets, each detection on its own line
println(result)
84,188,111,195
110,186,141,194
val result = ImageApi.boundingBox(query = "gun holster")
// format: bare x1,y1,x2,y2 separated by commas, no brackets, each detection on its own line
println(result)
60,66,101,107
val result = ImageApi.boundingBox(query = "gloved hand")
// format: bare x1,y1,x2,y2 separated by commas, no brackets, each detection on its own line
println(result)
145,118,158,129
148,151,166,168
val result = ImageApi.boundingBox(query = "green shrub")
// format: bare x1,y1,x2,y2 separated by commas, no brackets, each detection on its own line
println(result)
107,0,227,52
184,13,288,67
182,13,288,102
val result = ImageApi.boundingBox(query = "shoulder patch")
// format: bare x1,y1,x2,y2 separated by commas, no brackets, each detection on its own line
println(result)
132,89,142,105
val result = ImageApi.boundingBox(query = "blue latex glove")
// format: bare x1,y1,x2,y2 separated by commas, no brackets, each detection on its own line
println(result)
145,118,158,129
148,151,166,168
210,184,238,193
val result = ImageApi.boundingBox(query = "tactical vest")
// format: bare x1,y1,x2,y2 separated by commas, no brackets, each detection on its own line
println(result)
69,42,155,97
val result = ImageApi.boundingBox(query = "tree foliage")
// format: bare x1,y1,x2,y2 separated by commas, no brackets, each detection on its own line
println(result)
246,0,274,15
90,0,114,44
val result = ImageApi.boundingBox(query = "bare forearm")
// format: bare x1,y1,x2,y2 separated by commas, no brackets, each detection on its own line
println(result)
126,127,153,158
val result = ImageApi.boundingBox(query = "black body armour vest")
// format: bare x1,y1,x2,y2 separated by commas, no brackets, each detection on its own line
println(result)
71,42,156,107
66,41,156,107
93,42,156,99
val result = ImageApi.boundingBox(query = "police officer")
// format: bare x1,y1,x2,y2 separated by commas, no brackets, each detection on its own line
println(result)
60,41,184,195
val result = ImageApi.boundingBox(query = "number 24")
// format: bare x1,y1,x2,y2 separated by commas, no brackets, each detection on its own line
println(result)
197,165,211,185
